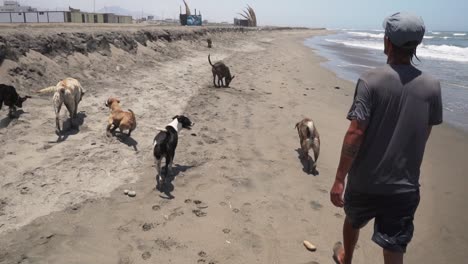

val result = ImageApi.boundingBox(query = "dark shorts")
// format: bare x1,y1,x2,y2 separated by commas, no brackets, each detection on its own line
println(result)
344,189,420,253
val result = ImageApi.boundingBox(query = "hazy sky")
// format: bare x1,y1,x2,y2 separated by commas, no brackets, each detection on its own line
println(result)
19,0,468,31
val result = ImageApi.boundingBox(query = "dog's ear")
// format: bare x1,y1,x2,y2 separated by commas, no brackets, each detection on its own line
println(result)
105,100,109,107
117,99,120,103
172,115,179,120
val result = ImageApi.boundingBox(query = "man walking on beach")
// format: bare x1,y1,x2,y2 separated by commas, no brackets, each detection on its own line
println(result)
330,12,443,264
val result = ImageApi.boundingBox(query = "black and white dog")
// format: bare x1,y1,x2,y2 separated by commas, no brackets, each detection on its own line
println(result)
0,84,31,118
153,115,194,191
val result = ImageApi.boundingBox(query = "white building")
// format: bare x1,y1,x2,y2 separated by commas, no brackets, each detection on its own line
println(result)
0,1,37,12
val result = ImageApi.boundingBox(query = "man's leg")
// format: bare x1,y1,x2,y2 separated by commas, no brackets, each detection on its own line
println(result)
335,217,360,264
383,249,403,264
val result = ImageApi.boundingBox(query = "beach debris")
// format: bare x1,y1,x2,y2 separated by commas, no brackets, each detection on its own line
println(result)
123,189,129,195
207,38,212,48
198,251,207,258
223,228,231,234
142,223,153,231
303,240,317,252
334,86,340,89
152,205,161,211
128,190,136,197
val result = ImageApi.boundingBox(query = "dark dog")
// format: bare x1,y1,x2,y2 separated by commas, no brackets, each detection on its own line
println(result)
207,38,212,48
153,115,194,191
208,54,235,88
0,84,31,118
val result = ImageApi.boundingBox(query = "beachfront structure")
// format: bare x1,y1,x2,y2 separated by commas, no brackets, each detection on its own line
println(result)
0,1,36,12
0,2,132,24
235,5,257,27
0,10,132,24
179,0,202,26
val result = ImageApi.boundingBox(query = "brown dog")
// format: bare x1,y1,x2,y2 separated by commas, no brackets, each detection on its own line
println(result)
295,118,320,172
208,54,235,88
105,97,136,137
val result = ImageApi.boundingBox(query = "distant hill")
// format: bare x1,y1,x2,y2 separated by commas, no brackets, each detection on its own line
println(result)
98,6,153,18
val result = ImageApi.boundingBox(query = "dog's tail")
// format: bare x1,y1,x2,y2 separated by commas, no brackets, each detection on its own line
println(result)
128,109,136,127
294,122,300,130
128,109,135,118
37,86,58,94
208,54,214,67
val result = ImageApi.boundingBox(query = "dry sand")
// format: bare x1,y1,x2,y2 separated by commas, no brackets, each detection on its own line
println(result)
0,27,467,264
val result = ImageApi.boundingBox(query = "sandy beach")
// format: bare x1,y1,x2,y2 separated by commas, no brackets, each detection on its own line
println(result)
0,26,467,264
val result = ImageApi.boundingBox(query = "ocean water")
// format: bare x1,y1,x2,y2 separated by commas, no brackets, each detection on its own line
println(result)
305,30,468,132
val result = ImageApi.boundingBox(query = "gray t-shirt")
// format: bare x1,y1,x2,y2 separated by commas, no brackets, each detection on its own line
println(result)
347,64,443,195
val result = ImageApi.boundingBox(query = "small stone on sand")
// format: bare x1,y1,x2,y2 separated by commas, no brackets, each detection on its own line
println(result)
128,191,136,197
303,240,317,252
124,189,129,195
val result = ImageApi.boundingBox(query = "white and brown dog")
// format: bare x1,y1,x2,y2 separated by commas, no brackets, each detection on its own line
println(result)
295,118,320,173
105,97,137,137
37,78,85,133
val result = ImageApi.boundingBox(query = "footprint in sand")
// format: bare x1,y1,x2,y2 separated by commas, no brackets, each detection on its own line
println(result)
334,213,344,219
310,201,323,211
192,209,207,217
141,251,151,260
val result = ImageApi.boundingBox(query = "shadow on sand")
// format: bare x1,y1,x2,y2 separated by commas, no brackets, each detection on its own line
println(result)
295,148,319,176
157,164,196,200
56,112,87,143
113,132,139,152
0,109,26,129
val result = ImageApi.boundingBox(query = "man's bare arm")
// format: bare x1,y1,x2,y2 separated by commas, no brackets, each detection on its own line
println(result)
330,120,368,207
335,120,368,182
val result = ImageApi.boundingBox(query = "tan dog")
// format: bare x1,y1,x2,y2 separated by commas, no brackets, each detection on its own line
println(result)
295,118,320,172
105,97,136,137
38,78,85,133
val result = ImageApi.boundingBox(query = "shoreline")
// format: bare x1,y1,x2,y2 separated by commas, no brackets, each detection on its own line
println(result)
0,29,467,263
304,32,468,133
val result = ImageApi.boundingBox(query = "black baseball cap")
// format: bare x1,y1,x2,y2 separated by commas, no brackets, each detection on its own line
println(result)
382,12,425,49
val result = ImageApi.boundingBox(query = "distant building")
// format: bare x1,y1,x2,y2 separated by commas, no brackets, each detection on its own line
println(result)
0,1,36,12
0,4,132,24
234,18,249,27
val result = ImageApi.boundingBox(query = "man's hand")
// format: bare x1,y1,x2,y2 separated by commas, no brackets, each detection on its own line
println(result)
330,179,345,207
